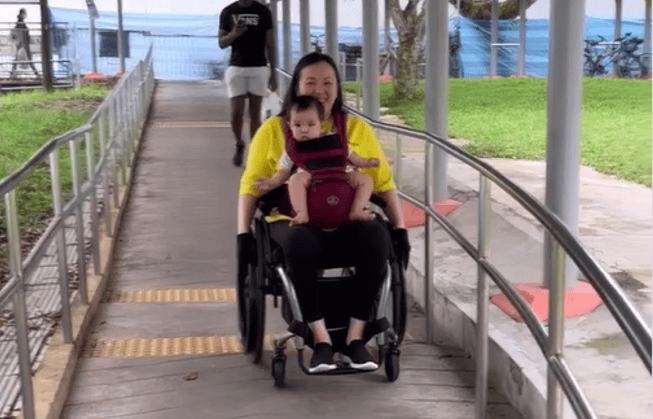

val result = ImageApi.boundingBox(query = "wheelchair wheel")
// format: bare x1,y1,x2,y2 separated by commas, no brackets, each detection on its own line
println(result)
391,261,408,345
249,219,267,364
271,354,286,388
384,345,401,382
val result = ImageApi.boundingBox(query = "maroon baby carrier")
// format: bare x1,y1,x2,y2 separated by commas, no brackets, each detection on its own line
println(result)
283,111,355,229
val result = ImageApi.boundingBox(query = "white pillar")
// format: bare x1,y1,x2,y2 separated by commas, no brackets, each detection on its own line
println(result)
300,0,310,55
425,0,449,202
325,0,338,63
645,1,652,75
614,0,622,76
282,0,291,71
490,0,498,76
517,0,526,76
362,0,379,120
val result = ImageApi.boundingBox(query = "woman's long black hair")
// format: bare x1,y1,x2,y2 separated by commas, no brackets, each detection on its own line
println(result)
279,52,345,119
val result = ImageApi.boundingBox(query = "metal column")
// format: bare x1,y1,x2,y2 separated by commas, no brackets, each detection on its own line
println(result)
423,0,449,345
384,0,391,48
362,0,379,120
282,0,291,72
117,0,125,73
544,1,586,414
40,0,53,90
490,0,498,76
300,0,310,55
613,0,622,76
645,1,652,75
89,17,97,72
270,0,278,72
517,0,526,76
325,0,338,64
425,0,449,202
544,0,584,290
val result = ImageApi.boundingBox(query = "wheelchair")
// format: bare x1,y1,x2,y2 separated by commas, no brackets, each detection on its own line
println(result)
238,189,408,388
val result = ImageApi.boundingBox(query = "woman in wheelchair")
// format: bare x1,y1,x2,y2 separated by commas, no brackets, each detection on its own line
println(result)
237,52,410,375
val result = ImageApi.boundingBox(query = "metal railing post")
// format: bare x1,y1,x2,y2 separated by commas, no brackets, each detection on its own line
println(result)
547,238,566,419
476,174,491,419
69,137,88,305
85,131,100,275
424,143,435,344
49,150,73,343
394,133,402,188
5,191,36,419
100,109,112,236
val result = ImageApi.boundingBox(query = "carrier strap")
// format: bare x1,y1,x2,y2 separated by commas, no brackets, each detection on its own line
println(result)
284,111,349,179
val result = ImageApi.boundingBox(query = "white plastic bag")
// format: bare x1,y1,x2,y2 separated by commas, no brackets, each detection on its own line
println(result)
261,90,282,121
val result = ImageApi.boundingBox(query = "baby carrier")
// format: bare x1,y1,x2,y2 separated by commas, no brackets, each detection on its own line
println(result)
283,111,355,229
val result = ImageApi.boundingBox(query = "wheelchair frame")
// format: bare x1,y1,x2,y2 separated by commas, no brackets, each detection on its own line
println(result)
239,213,408,388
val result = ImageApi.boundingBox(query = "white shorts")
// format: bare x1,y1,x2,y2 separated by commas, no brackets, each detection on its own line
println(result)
225,66,269,98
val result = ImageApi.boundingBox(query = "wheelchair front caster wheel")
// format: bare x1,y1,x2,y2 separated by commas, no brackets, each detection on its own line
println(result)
271,355,286,388
384,347,400,382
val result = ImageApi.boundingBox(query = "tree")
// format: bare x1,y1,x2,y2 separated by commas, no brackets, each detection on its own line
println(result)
449,0,539,20
388,0,424,99
388,0,541,98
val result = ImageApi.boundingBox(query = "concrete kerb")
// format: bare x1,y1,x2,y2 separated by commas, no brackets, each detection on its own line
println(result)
18,83,156,419
398,152,651,419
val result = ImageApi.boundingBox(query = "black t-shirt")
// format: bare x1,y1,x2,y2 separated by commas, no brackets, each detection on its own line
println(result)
219,1,273,67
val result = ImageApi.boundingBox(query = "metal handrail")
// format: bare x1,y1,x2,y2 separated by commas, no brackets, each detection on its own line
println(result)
0,44,155,419
274,67,650,419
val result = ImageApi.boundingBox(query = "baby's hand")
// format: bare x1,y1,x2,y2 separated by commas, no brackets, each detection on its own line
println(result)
365,158,380,168
255,178,273,195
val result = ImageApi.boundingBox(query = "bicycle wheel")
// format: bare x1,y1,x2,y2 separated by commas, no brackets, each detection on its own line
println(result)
638,53,652,77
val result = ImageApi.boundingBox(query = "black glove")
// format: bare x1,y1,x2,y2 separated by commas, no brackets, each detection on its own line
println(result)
237,232,256,281
391,228,411,270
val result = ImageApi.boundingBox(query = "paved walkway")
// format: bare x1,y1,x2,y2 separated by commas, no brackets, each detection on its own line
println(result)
59,81,522,419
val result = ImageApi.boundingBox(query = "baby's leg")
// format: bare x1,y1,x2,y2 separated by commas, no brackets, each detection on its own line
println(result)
288,171,312,225
347,172,375,221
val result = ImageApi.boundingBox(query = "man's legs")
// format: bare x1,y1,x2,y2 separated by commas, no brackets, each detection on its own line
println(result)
230,95,247,166
247,93,263,139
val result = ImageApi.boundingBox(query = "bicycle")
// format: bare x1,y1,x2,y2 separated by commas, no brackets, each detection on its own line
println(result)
583,33,651,78
310,33,325,53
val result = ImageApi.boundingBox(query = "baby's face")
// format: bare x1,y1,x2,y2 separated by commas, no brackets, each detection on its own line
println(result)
289,108,322,141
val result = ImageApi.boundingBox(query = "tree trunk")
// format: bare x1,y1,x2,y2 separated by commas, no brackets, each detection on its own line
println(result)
389,0,423,99
449,0,539,19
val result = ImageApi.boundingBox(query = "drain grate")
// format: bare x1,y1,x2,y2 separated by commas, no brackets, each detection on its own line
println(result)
114,288,237,303
151,121,231,129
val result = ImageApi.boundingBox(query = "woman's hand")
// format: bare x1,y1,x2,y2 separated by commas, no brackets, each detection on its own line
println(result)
255,178,275,195
391,228,411,270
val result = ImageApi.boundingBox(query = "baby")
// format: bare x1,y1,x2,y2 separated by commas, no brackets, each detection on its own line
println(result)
256,95,379,226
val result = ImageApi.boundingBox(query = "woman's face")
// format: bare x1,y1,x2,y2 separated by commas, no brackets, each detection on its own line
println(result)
297,61,338,119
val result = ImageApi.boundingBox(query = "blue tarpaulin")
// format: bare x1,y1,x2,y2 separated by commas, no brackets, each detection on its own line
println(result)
49,7,647,80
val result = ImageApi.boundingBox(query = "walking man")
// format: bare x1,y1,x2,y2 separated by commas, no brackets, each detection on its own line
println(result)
10,8,40,78
219,0,277,167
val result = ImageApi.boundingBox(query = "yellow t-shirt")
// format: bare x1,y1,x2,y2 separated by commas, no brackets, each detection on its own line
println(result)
239,114,396,196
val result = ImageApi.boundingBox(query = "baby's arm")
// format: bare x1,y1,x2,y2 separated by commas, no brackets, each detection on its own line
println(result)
349,150,380,168
255,169,290,196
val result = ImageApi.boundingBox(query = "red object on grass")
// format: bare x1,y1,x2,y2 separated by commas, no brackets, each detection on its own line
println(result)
490,281,603,322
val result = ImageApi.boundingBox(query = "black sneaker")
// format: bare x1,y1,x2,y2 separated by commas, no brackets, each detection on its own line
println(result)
232,141,245,167
309,343,336,373
340,340,378,371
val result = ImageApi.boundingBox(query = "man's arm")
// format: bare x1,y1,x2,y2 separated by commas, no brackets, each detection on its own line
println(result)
218,22,247,49
265,28,278,92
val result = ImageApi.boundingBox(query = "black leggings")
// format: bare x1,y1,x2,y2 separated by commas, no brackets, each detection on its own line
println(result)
268,219,390,323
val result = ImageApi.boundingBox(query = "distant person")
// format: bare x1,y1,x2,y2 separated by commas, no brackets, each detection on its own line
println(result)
10,8,39,78
218,0,278,167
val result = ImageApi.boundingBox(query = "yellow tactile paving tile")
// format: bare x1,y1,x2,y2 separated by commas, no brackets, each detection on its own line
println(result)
94,333,276,358
116,288,237,303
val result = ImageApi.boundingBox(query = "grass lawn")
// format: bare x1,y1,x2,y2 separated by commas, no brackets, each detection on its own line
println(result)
346,78,652,186
0,85,109,230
